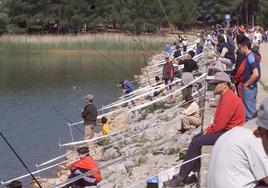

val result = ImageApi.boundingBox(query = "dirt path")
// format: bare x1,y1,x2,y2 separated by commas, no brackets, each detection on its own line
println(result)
257,43,268,106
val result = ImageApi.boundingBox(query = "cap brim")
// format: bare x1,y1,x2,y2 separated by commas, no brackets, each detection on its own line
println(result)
208,80,222,84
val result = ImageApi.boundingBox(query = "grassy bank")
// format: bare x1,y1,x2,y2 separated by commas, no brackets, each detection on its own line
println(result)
0,33,175,53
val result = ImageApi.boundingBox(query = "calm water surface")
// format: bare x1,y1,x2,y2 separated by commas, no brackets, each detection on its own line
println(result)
0,50,150,186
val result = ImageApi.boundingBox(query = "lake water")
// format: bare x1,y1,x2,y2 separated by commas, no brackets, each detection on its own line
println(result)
0,50,151,186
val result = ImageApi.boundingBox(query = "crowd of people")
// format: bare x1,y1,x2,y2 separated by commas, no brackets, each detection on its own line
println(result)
51,24,268,188
163,24,267,188
7,24,267,188
77,24,267,188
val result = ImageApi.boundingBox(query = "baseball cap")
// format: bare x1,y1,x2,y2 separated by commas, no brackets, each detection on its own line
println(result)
209,72,231,84
85,94,94,101
245,97,268,130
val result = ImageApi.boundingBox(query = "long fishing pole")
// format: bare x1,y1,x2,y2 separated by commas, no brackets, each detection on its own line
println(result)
0,132,42,188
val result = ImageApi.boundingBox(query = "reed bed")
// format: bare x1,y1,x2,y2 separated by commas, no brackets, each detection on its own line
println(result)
0,33,175,52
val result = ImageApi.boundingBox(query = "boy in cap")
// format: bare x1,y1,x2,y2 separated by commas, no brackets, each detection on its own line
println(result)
81,94,98,139
163,72,246,187
207,97,268,188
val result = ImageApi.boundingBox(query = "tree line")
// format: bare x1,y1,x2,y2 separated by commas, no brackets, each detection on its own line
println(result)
0,0,268,34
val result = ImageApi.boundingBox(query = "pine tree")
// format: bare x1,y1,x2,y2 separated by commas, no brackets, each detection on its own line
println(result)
0,0,8,32
169,0,199,29
259,0,268,27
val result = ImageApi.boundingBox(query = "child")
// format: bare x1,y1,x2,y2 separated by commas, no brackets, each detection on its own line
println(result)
101,117,110,136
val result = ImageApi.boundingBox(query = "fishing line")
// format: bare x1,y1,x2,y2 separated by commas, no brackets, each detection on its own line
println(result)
91,46,131,78
23,75,84,135
23,75,82,110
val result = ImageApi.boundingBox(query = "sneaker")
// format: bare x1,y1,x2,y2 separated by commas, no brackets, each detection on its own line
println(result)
163,175,185,187
184,174,197,184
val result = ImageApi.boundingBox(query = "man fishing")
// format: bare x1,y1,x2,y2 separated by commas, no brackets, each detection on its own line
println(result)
81,94,98,140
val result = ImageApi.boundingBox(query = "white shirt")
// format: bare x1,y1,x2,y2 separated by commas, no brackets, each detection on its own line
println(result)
207,127,268,188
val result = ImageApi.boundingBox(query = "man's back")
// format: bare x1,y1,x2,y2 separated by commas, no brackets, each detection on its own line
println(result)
181,59,198,73
71,156,102,182
124,80,134,91
82,103,97,124
207,127,268,188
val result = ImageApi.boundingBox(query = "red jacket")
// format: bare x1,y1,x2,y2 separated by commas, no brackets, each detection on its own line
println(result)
162,62,175,81
206,88,246,133
70,156,102,182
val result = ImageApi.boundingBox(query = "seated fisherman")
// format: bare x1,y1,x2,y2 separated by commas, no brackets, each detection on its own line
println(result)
65,146,102,188
180,95,201,134
163,72,246,187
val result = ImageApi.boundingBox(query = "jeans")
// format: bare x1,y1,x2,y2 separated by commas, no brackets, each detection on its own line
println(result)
242,86,257,120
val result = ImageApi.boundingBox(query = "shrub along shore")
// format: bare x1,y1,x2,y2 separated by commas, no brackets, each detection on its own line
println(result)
0,33,177,53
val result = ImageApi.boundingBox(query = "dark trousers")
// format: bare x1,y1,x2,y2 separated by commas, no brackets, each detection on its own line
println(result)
182,86,192,101
64,170,97,188
178,131,226,179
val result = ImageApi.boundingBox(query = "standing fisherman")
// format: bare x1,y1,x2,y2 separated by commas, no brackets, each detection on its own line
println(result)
81,95,98,139
179,51,198,101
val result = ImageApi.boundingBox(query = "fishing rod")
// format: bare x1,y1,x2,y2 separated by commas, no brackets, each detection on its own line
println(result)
0,132,43,188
